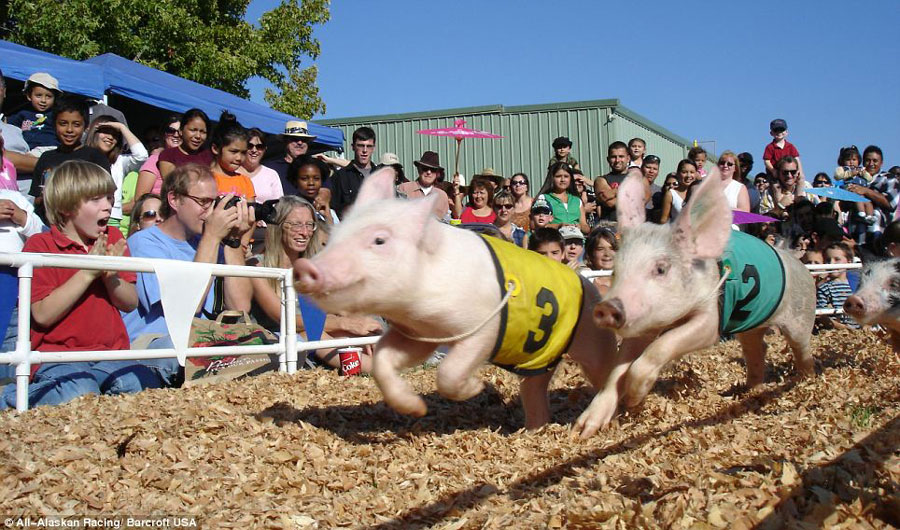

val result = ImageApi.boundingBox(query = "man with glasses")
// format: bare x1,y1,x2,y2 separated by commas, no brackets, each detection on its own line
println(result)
398,151,450,219
264,121,317,195
769,157,810,222
123,164,255,383
330,126,377,219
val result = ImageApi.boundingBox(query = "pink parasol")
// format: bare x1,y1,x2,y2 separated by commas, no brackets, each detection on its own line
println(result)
417,119,503,176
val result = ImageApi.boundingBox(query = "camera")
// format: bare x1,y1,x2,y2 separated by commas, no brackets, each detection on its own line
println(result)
214,197,281,248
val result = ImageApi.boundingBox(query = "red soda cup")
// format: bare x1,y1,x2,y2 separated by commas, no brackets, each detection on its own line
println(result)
338,347,362,376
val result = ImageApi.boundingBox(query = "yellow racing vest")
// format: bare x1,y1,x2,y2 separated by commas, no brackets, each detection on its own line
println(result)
479,235,584,375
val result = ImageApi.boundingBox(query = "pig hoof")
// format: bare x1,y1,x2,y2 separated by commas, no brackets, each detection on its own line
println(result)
387,397,428,417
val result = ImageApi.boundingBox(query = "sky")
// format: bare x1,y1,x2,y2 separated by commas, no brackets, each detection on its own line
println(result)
246,0,899,177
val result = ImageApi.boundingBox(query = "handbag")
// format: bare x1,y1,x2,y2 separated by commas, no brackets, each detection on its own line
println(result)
184,310,279,387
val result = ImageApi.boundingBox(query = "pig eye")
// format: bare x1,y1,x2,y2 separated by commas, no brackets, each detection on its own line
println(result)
654,261,669,277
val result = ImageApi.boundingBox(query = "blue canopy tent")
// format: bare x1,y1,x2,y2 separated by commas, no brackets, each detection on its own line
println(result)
0,40,105,99
84,54,343,147
0,41,342,148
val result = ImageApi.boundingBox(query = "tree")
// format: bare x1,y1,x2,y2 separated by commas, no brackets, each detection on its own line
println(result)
3,0,328,118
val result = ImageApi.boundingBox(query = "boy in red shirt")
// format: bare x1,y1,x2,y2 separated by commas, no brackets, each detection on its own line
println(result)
763,118,805,181
1,160,165,410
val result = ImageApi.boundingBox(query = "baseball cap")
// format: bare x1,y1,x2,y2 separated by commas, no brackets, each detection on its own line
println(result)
770,118,787,131
552,136,572,149
380,152,401,166
531,196,552,214
25,72,60,92
559,225,585,243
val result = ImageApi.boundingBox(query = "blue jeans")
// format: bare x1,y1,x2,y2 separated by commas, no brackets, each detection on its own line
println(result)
142,335,183,387
1,362,101,410
0,354,173,410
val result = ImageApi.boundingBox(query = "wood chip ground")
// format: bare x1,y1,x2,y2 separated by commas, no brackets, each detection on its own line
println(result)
1,328,898,529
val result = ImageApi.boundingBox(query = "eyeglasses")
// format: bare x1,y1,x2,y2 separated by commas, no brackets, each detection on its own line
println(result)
494,203,514,210
717,161,735,167
183,194,215,209
781,169,800,176
165,127,181,136
140,209,158,219
283,221,317,233
248,142,266,151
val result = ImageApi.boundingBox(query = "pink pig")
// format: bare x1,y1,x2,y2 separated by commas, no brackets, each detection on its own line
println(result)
586,170,816,435
294,168,618,436
844,258,900,351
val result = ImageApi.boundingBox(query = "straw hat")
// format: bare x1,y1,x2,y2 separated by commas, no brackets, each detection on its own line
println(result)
283,120,317,140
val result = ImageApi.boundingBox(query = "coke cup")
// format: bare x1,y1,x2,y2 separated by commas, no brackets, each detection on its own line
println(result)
338,347,362,376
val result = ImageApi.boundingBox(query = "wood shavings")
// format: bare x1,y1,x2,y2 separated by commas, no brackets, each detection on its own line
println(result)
1,329,897,528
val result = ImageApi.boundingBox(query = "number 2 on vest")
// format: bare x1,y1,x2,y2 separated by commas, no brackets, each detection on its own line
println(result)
732,264,761,322
523,287,559,354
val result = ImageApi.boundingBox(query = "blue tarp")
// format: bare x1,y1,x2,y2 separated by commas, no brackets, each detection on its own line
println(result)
0,41,343,147
84,54,342,147
0,40,106,98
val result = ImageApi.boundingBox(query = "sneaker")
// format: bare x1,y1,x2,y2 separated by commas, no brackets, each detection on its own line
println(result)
865,215,878,225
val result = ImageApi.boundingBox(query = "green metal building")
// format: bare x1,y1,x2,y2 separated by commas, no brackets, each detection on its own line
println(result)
317,99,692,188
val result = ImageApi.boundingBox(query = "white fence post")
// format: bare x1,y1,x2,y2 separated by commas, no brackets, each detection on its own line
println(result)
15,263,34,413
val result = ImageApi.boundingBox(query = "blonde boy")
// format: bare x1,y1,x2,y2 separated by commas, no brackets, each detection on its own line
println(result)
1,161,161,410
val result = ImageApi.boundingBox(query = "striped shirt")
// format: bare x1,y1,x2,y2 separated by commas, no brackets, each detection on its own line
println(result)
816,280,859,328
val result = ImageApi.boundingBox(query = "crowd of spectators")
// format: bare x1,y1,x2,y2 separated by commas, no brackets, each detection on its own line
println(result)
1,68,896,410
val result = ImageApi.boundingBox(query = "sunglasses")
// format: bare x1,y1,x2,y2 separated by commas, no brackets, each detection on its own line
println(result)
717,161,735,167
814,180,830,186
644,155,660,163
140,209,158,219
248,142,266,151
781,169,800,176
511,180,527,186
494,203,514,210
165,127,181,136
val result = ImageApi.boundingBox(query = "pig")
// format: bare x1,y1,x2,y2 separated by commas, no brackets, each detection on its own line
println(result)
585,170,816,436
843,258,900,351
294,168,618,436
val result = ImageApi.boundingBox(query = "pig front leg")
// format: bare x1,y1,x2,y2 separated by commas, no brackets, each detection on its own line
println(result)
519,370,556,429
434,327,497,402
573,336,653,439
622,310,720,408
372,329,439,417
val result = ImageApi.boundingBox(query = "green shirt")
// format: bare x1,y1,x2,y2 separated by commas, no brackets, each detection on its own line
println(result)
718,230,786,334
541,193,582,225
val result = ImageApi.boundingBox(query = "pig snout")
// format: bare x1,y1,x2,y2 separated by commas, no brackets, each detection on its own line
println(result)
594,298,626,329
293,258,323,293
843,295,865,318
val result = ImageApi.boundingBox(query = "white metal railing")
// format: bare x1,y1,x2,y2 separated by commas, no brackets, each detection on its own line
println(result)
0,252,378,412
0,254,866,412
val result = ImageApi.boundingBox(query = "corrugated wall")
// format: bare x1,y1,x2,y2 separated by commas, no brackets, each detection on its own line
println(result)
319,100,690,191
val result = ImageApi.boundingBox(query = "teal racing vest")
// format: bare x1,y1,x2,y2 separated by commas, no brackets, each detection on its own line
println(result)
718,230,786,334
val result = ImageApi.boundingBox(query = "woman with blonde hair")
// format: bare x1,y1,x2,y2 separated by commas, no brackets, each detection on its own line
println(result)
249,196,382,371
715,150,750,211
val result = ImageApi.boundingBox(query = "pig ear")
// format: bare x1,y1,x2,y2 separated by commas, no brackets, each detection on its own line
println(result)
616,170,647,229
674,169,732,260
407,194,444,253
354,167,397,207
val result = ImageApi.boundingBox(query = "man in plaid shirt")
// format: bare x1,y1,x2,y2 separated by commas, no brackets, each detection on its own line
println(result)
846,145,896,250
